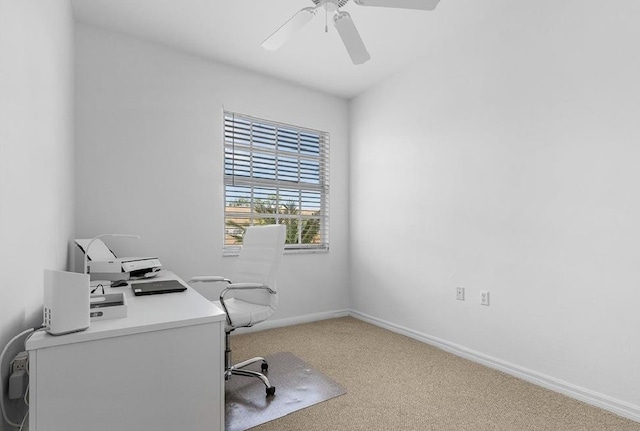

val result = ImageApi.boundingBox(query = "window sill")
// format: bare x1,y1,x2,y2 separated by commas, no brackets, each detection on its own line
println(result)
223,247,329,257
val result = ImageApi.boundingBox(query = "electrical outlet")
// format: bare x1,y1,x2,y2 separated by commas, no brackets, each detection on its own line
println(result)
480,291,490,306
456,287,465,301
10,351,28,373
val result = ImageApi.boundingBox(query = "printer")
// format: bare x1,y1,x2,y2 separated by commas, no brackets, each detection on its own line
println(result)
75,239,162,281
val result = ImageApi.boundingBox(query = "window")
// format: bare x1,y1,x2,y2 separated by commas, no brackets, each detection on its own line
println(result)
223,111,329,255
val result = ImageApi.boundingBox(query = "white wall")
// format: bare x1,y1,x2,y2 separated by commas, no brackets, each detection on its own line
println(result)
0,0,75,429
350,0,640,419
74,24,351,323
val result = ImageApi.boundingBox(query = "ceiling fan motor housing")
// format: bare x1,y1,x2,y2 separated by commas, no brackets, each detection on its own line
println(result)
313,0,350,11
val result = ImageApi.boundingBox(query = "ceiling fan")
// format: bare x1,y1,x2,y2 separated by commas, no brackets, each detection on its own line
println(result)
261,0,441,65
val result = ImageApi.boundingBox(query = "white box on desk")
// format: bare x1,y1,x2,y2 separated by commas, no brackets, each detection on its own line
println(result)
90,291,127,321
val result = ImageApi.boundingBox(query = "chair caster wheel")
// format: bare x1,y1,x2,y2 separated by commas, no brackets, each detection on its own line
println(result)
266,386,276,396
261,363,268,372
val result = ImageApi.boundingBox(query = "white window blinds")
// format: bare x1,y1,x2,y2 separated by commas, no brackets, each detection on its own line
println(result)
224,111,330,254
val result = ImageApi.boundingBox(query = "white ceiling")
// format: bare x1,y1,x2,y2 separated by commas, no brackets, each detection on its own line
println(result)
70,0,455,99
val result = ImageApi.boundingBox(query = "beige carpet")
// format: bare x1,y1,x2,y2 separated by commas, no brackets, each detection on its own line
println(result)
231,317,640,431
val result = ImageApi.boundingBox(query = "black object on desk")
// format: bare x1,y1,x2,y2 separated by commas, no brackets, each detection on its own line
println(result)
131,280,187,296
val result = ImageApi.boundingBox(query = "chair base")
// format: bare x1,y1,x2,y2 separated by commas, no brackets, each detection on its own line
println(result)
226,356,276,396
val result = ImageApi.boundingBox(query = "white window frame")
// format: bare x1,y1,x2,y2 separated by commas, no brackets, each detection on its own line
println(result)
223,111,330,255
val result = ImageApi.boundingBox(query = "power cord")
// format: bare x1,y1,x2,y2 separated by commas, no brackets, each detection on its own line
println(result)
90,283,105,294
1,327,42,429
24,367,30,408
18,409,28,431
18,329,44,431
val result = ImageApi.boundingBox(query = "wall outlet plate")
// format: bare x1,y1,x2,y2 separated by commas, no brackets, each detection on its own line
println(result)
10,351,28,373
456,287,465,301
481,290,490,306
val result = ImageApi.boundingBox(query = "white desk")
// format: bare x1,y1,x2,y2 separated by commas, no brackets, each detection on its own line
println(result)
26,271,226,431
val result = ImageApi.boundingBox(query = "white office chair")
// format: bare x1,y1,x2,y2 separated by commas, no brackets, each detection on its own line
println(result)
189,224,286,396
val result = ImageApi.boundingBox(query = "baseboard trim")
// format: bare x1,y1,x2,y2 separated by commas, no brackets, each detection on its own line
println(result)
349,310,640,424
233,309,350,335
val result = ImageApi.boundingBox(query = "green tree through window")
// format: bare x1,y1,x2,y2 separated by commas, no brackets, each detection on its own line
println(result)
226,196,320,245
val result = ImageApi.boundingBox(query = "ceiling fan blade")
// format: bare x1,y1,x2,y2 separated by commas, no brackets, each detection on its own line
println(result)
261,7,317,51
353,0,440,10
333,12,371,65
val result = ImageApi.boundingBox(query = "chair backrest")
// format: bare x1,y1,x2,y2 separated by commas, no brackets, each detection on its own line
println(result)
231,224,286,309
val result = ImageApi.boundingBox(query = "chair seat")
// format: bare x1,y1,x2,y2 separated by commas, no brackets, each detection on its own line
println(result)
214,297,274,331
